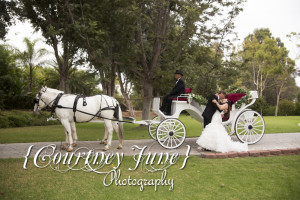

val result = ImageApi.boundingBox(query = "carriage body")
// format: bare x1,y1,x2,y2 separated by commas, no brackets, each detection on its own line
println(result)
147,89,265,149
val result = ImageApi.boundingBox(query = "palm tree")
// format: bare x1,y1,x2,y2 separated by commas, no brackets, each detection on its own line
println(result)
46,57,100,95
16,37,48,93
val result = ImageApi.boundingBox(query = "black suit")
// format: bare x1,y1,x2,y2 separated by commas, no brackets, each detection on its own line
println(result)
202,94,221,128
160,78,185,115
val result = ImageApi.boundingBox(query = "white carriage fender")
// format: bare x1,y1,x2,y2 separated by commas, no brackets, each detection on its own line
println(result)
229,91,259,133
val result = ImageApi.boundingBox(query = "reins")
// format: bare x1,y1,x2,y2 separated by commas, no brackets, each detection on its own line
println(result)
35,92,135,124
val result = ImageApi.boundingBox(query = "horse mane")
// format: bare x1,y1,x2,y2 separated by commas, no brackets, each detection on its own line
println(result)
45,87,64,94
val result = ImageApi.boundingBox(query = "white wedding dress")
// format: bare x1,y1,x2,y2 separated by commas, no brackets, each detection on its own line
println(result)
196,110,248,153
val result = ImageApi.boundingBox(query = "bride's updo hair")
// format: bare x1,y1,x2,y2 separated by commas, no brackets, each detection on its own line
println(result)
227,100,233,108
222,99,232,121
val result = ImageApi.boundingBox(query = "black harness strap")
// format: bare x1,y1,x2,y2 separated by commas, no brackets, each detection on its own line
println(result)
47,94,127,123
51,93,64,116
73,95,88,122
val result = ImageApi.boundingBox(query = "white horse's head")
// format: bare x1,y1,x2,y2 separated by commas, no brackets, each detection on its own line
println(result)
33,86,48,114
33,86,63,114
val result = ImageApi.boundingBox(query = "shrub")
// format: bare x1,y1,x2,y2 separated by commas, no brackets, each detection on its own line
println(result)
263,106,276,116
0,110,60,128
7,115,30,127
0,116,10,128
250,97,268,115
279,99,296,116
295,102,300,116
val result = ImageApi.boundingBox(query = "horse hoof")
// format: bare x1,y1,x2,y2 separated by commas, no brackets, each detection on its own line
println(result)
67,147,73,152
103,146,109,151
62,146,66,150
72,143,77,147
100,140,105,144
117,146,122,149
104,141,108,145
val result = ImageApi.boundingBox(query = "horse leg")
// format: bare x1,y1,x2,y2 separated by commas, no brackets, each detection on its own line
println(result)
60,119,74,152
61,129,69,150
100,122,108,145
103,119,113,151
70,122,78,147
112,121,122,149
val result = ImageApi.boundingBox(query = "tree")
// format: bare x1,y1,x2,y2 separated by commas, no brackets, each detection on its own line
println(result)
41,58,101,95
15,37,48,93
287,32,300,61
61,0,245,120
129,0,244,120
0,44,25,109
239,28,297,110
16,0,79,93
273,60,296,116
116,67,135,117
0,0,16,39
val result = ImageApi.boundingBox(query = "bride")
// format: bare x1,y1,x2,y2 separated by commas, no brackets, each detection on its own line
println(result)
196,98,248,153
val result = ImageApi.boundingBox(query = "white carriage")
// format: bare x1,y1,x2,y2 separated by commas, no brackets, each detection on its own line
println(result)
144,89,265,149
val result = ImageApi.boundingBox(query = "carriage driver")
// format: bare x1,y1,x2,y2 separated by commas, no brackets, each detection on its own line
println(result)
160,70,186,115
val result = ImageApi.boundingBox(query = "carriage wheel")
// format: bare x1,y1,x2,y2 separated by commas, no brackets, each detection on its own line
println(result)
156,119,186,149
235,110,265,144
148,116,161,140
224,123,234,136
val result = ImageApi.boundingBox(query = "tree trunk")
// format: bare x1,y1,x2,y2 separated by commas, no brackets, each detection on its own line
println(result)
51,37,70,93
110,62,117,97
59,66,69,93
116,67,135,117
275,93,280,116
60,42,70,93
275,84,283,116
28,64,33,93
142,79,153,120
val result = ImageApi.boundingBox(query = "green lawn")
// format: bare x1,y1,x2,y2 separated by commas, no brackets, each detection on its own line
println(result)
0,155,299,199
0,116,299,144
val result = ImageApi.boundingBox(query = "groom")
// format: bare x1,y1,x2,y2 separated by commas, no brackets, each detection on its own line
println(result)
160,70,185,115
202,90,226,128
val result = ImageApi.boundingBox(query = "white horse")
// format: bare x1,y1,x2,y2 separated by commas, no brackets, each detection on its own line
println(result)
33,87,123,152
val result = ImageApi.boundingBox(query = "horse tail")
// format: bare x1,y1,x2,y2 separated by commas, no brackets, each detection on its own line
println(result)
117,103,123,141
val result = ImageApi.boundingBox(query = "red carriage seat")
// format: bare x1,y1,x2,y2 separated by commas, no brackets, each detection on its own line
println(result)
172,88,192,102
226,93,246,104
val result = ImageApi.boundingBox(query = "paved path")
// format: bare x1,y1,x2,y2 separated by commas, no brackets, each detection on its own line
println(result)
0,133,300,158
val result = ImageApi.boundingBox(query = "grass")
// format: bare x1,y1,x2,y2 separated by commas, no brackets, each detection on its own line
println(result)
263,116,300,133
0,155,299,199
0,116,299,144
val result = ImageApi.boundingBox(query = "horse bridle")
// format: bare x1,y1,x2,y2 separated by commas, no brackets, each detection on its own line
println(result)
34,89,59,111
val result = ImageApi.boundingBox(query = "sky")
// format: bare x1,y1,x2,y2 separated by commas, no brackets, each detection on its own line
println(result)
2,0,300,86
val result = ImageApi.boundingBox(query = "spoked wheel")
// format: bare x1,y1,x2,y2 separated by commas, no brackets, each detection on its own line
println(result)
148,116,161,140
224,123,234,136
156,119,186,149
235,110,265,144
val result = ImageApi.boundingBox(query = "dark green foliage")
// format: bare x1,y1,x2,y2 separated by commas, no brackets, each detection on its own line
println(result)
0,116,10,128
295,102,300,116
249,97,268,115
0,0,16,39
279,99,296,116
263,106,276,116
0,110,59,128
